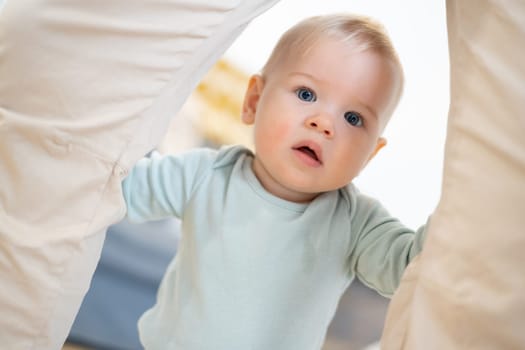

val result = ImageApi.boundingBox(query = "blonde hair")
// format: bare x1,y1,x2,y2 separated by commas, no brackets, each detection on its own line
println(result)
261,14,404,115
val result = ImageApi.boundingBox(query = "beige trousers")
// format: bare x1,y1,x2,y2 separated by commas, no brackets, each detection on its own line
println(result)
1,0,524,349
382,0,525,349
0,1,278,348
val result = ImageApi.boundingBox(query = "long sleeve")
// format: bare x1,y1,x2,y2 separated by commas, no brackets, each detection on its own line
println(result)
122,149,216,223
347,190,428,297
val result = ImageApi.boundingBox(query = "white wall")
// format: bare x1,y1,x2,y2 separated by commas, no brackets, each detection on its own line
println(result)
224,1,449,228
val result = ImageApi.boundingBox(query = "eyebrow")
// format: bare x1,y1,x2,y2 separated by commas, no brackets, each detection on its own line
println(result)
288,72,323,83
287,71,319,82
288,71,379,120
360,102,378,120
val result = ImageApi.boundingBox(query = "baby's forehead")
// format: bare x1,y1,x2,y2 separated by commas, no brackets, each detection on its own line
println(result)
292,35,354,58
298,34,392,65
277,37,390,75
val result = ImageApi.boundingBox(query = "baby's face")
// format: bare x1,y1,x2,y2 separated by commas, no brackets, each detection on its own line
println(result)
242,38,401,203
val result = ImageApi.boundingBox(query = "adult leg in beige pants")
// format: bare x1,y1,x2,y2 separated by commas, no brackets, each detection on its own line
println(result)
0,1,279,349
382,0,525,349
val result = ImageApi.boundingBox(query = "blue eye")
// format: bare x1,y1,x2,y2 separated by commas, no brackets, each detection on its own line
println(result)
344,111,363,126
296,87,316,102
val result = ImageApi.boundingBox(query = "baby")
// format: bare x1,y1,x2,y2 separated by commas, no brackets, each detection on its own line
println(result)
123,13,427,350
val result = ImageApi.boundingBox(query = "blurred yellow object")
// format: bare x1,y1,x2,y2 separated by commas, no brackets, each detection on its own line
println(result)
160,59,254,154
195,59,254,149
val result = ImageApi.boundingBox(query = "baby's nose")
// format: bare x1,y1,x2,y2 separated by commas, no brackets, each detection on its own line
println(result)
306,114,334,138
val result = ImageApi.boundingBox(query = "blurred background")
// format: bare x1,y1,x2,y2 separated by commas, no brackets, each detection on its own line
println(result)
65,1,449,349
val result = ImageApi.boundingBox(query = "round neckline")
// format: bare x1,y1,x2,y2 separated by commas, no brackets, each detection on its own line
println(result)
241,156,309,213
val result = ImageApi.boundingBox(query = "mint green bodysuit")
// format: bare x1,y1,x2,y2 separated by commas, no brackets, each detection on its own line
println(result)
122,145,426,350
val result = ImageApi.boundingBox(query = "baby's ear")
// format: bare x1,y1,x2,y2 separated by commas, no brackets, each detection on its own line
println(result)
241,75,264,125
367,137,387,163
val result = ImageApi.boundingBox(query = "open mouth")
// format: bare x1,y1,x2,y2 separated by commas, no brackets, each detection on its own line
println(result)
294,145,320,163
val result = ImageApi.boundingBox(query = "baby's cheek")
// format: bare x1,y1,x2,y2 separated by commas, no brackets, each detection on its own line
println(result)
273,119,295,140
256,114,295,154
